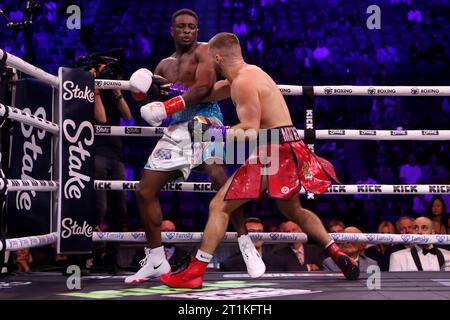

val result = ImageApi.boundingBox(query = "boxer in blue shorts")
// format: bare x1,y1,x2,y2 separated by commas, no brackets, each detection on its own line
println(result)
125,9,265,283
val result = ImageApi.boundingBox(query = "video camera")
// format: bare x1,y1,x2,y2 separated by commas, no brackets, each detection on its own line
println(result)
74,49,123,80
0,1,42,30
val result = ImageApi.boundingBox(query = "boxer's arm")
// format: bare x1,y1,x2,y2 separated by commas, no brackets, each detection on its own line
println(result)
189,81,259,141
182,45,215,106
154,60,165,77
201,80,231,102
227,79,261,141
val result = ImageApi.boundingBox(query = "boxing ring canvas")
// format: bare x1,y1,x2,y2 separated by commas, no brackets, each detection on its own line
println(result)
1,271,449,300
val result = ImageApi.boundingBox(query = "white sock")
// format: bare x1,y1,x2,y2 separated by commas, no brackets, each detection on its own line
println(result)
196,249,213,263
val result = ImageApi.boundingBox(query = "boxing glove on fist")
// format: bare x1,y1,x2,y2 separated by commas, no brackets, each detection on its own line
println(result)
140,96,186,127
130,68,153,101
188,116,228,141
130,68,187,102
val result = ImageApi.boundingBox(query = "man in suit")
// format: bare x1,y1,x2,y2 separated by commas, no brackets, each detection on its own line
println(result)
389,217,450,271
220,218,287,272
272,221,324,271
391,216,415,253
323,226,377,273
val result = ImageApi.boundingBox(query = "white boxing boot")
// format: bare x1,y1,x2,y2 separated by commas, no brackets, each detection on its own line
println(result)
124,246,171,283
238,234,266,278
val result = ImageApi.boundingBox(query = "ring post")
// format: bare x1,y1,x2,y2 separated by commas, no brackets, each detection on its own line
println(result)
57,67,95,254
303,86,316,203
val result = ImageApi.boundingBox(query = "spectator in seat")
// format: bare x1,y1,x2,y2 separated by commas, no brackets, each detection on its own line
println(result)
272,221,324,271
365,221,395,271
328,219,345,233
389,217,450,271
392,216,415,253
15,249,33,273
425,196,449,234
323,227,377,273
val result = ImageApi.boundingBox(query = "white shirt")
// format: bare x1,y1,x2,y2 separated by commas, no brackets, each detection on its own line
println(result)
389,245,450,271
291,246,304,265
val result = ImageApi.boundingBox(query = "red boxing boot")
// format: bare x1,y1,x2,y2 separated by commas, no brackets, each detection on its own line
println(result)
160,257,208,289
325,242,360,280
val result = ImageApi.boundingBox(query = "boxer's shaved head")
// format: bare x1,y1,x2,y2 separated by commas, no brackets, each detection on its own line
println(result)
209,32,242,60
209,32,243,75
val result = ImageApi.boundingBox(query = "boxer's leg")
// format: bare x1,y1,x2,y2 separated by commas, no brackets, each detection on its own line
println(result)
203,163,247,236
136,169,181,248
160,175,268,288
199,172,250,255
275,196,359,280
275,196,332,246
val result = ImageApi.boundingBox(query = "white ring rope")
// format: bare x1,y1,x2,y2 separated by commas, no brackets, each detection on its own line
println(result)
0,49,59,88
94,125,450,141
0,232,58,251
0,103,59,134
94,79,133,91
2,50,450,97
93,232,308,244
329,233,450,245
3,49,449,98
93,232,450,245
2,231,449,251
94,180,450,195
0,179,58,192
94,80,450,97
305,86,450,96
93,78,450,97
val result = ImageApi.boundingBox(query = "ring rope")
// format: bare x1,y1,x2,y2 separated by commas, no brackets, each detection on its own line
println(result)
0,179,58,193
93,232,450,245
95,125,450,141
0,232,58,251
0,103,59,134
93,231,308,244
3,50,450,97
2,232,449,251
30,181,430,218
0,49,59,88
94,180,450,195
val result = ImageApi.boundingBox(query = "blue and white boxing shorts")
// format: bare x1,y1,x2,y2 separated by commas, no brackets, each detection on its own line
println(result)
144,102,225,180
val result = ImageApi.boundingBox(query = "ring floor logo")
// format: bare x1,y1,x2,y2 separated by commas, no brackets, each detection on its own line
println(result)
59,280,320,299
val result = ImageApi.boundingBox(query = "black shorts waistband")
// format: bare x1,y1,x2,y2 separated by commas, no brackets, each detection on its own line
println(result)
257,126,301,144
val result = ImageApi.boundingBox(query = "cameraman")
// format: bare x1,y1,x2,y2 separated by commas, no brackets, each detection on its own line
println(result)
90,57,131,272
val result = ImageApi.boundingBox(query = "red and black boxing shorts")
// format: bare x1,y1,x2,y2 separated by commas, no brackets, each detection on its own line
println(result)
224,126,339,201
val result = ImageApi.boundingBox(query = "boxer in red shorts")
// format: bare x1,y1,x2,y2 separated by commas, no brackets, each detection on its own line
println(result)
160,32,359,289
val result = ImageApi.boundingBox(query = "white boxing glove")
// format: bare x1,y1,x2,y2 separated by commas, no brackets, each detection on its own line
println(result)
140,101,168,127
130,68,153,94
